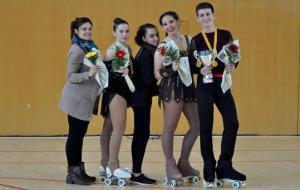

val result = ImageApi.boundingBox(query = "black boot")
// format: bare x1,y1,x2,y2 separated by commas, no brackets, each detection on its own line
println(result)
66,165,92,185
80,162,96,183
216,160,246,181
202,162,217,188
203,164,216,182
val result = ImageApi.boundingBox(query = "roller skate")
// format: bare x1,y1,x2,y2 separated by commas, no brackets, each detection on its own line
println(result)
103,167,131,186
203,165,218,189
177,160,201,184
216,162,246,189
98,165,106,183
162,159,184,187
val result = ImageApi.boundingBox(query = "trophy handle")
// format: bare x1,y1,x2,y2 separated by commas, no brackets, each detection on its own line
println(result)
193,51,198,59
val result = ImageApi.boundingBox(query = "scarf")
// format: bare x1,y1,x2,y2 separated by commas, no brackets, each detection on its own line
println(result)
71,34,98,53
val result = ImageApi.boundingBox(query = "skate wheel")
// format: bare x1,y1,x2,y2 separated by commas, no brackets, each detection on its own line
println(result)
99,176,105,183
104,178,112,185
118,179,126,186
216,180,224,188
192,176,200,184
232,181,241,189
170,180,177,187
162,178,168,185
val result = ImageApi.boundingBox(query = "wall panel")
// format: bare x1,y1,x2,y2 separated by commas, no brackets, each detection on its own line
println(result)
0,0,299,135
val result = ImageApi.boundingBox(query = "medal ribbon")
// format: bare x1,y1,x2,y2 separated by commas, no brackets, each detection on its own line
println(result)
201,28,217,51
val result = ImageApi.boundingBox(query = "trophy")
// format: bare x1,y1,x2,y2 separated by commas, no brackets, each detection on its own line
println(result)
194,50,214,83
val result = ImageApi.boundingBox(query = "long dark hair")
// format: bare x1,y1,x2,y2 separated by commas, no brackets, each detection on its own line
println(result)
135,23,158,46
159,11,180,26
70,17,93,40
113,17,128,31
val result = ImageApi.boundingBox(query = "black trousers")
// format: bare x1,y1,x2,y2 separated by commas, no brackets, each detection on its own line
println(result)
131,106,151,173
66,115,89,166
197,80,239,167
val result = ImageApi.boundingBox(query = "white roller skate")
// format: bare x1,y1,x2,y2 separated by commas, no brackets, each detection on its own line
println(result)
104,167,131,186
98,165,106,183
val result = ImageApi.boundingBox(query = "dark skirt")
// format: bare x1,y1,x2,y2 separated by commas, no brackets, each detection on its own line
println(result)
100,73,132,116
159,73,197,105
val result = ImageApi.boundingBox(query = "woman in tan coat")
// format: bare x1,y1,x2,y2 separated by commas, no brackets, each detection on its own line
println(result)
59,17,102,185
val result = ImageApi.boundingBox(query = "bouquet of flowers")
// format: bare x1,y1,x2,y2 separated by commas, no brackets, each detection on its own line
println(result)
158,41,180,66
217,40,241,65
112,45,130,71
85,50,98,64
111,42,135,92
225,40,241,65
158,40,192,86
83,48,109,94
217,39,241,93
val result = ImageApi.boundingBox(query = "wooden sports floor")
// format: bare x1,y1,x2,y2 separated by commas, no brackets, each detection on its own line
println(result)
0,136,300,190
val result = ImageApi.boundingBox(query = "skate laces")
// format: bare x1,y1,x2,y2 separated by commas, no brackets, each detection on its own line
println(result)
98,165,106,175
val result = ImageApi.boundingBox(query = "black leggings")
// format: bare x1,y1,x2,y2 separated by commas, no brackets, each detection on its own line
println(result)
131,106,151,173
66,115,89,166
197,81,239,166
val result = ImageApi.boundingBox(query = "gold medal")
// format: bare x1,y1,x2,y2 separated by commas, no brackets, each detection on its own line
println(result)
196,60,202,67
211,61,218,67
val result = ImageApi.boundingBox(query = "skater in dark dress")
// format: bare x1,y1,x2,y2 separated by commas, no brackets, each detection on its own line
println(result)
99,18,134,182
154,11,200,186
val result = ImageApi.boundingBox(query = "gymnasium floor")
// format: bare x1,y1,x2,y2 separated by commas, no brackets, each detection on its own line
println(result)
0,136,300,190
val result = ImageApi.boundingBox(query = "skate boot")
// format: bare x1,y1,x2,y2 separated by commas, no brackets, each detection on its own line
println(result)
177,159,200,184
104,167,131,186
98,165,106,183
162,159,183,187
203,164,218,189
216,161,246,189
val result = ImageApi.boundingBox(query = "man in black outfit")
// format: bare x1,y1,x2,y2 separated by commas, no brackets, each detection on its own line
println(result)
188,2,246,188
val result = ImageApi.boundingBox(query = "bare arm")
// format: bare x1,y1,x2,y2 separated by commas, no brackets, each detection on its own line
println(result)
104,44,115,61
154,44,163,80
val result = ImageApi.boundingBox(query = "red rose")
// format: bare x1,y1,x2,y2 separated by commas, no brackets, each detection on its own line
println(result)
229,44,239,54
160,46,166,56
116,50,126,58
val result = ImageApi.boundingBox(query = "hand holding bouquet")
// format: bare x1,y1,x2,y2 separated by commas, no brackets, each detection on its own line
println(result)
217,40,241,65
111,45,130,72
158,39,192,86
111,42,135,92
157,40,180,67
216,39,241,93
83,48,109,93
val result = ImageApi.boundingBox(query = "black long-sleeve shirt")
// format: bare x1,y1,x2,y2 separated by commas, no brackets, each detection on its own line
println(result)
131,44,158,107
188,29,236,77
